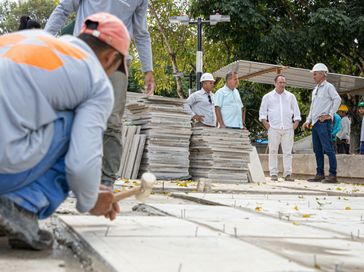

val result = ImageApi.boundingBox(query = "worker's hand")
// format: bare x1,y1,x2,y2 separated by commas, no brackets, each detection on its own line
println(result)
262,120,270,130
318,114,331,122
293,121,299,130
144,71,155,96
89,185,119,221
302,121,310,130
193,115,205,122
104,202,120,221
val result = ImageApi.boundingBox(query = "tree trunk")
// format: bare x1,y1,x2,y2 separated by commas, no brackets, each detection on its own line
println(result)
149,1,185,99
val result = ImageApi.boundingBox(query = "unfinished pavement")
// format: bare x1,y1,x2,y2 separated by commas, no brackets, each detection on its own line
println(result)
1,180,364,272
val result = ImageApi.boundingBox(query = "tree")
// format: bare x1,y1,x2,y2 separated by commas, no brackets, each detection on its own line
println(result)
190,0,363,73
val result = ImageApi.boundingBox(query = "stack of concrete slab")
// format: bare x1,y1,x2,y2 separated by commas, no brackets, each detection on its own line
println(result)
190,127,252,183
123,92,146,121
127,96,192,179
118,125,146,179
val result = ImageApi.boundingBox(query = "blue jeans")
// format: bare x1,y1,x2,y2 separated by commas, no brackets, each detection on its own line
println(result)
0,112,73,219
312,120,337,176
360,141,364,155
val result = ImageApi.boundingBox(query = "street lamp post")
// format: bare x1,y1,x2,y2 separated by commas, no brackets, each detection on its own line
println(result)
170,14,230,91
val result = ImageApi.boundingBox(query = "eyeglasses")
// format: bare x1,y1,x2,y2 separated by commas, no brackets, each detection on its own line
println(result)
207,94,212,104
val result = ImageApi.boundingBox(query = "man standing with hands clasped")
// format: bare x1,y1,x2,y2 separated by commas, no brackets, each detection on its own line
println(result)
302,63,341,183
259,75,301,181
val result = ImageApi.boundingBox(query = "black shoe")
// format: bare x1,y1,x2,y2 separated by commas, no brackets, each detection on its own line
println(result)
0,196,53,250
284,175,295,182
8,229,53,250
322,175,338,184
307,175,325,182
270,175,278,181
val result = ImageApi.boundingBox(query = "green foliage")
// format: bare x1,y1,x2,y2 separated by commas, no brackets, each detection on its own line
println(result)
190,0,364,74
0,0,56,34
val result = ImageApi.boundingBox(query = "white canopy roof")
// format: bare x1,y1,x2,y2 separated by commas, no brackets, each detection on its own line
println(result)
213,60,364,95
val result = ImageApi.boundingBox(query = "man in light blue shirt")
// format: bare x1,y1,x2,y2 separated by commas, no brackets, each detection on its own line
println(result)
215,72,246,129
45,0,155,188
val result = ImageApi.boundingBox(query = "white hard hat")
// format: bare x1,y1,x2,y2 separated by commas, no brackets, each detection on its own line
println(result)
311,63,328,73
200,73,215,82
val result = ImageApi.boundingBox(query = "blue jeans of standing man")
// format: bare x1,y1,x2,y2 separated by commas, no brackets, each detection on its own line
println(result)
0,112,73,219
360,141,364,155
312,120,337,176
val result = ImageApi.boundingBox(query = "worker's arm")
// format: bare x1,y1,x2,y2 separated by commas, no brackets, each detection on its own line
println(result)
65,72,114,214
215,106,225,128
44,0,80,35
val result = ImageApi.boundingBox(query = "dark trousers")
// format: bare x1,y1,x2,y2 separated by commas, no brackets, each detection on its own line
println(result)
336,139,350,154
361,141,364,155
312,120,337,176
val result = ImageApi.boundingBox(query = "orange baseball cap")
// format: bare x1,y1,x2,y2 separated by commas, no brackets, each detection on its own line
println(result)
81,12,130,75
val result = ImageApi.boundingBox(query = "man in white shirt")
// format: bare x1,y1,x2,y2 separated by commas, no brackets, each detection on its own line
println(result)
336,105,351,154
185,73,216,127
259,75,301,181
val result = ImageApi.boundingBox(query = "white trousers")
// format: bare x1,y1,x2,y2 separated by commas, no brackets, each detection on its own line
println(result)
268,128,294,177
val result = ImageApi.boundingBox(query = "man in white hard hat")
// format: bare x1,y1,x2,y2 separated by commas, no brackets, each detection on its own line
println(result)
185,73,216,127
0,13,130,250
302,63,341,183
259,75,301,182
215,71,246,129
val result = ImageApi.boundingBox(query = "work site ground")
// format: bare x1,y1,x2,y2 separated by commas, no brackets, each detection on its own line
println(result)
1,179,364,272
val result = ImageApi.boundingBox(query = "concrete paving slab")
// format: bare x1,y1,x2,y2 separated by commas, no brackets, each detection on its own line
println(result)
171,193,364,238
146,203,364,271
60,215,313,272
148,204,344,239
245,237,364,272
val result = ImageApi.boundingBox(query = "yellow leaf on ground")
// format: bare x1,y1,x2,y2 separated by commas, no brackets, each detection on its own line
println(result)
345,206,352,210
292,221,300,225
293,205,299,211
255,207,262,212
302,214,311,218
336,187,343,191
